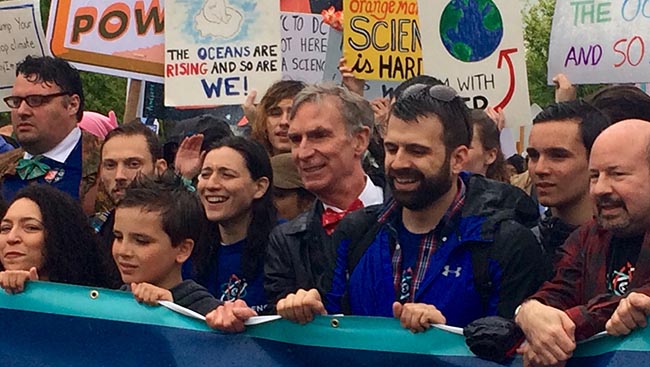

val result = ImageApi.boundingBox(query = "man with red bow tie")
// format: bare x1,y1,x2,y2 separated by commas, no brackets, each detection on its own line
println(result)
204,83,383,332
264,83,384,303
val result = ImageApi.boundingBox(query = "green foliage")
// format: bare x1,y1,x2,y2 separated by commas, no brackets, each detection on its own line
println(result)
523,0,604,108
42,0,127,119
39,0,50,28
80,72,127,119
523,0,556,108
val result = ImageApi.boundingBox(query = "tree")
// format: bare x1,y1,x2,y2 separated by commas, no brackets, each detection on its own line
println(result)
1,0,127,125
523,0,555,108
523,0,602,108
80,72,127,119
40,0,127,118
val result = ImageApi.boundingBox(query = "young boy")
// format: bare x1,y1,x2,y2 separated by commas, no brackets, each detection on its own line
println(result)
112,172,220,316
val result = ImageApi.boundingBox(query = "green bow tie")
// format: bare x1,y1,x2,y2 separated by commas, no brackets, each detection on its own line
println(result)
16,156,51,180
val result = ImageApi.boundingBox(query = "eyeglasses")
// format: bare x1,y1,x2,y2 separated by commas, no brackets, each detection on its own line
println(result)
400,84,459,102
3,92,71,109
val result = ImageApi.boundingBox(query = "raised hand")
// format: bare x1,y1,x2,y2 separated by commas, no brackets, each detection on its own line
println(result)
339,57,365,97
174,134,205,180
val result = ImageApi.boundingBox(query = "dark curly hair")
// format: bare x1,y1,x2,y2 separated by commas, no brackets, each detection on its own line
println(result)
16,56,84,122
0,185,111,288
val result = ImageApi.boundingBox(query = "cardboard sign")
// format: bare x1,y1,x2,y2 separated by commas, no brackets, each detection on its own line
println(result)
165,0,282,107
418,0,531,127
548,0,650,84
343,0,422,81
0,0,49,112
323,29,400,100
47,0,164,81
281,11,329,83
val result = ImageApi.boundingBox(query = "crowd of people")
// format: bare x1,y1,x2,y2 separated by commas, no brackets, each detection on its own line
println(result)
2,55,650,366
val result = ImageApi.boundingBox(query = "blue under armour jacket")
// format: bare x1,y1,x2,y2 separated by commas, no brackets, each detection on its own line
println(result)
326,173,549,328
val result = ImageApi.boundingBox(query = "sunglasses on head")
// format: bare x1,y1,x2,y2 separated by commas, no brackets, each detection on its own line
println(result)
3,91,71,109
400,84,459,102
398,84,471,139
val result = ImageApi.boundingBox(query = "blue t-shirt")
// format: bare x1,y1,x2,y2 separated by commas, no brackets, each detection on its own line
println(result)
397,222,422,271
183,239,269,314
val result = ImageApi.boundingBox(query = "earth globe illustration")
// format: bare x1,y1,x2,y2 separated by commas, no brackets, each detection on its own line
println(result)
439,0,504,62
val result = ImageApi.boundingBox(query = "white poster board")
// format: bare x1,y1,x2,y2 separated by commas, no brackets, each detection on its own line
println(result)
0,0,49,112
165,0,282,107
281,11,329,83
548,1,650,84
418,0,531,127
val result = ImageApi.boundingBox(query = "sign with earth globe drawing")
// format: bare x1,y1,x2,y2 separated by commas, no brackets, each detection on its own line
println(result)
419,0,531,145
439,0,504,63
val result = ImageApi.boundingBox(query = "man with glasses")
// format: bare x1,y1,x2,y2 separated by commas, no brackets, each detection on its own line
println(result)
276,83,547,330
0,56,101,213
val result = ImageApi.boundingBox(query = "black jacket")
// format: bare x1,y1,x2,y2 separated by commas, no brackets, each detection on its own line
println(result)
264,201,342,304
94,210,122,289
171,280,222,316
533,215,579,267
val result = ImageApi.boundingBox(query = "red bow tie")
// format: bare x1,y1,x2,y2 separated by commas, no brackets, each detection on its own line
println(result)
321,198,364,235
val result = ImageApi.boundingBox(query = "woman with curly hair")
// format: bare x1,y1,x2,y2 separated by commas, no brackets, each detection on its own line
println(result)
0,185,111,293
250,80,306,156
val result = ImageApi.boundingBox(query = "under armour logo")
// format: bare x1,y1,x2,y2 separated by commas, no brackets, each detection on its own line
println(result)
442,265,462,278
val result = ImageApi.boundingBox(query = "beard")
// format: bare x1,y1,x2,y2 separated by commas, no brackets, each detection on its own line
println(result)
595,194,633,234
388,162,453,211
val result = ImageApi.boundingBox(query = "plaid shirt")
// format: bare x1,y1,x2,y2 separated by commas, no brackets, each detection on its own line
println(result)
530,219,650,341
378,178,466,303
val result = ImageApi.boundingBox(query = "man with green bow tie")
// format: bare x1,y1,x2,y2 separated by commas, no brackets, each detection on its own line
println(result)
0,56,101,214
15,155,50,180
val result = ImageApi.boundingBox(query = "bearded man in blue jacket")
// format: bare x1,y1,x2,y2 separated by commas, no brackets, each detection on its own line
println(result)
277,84,548,331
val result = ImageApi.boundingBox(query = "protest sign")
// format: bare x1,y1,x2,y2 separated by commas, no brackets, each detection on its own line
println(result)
281,12,329,83
0,0,49,112
47,0,164,81
165,0,282,107
343,0,422,81
323,29,401,100
418,0,531,127
281,0,334,13
548,1,650,85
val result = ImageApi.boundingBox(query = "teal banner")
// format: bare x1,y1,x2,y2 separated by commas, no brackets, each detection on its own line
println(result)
0,282,649,366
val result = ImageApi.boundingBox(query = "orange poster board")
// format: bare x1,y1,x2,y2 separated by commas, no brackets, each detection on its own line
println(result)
47,0,164,80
